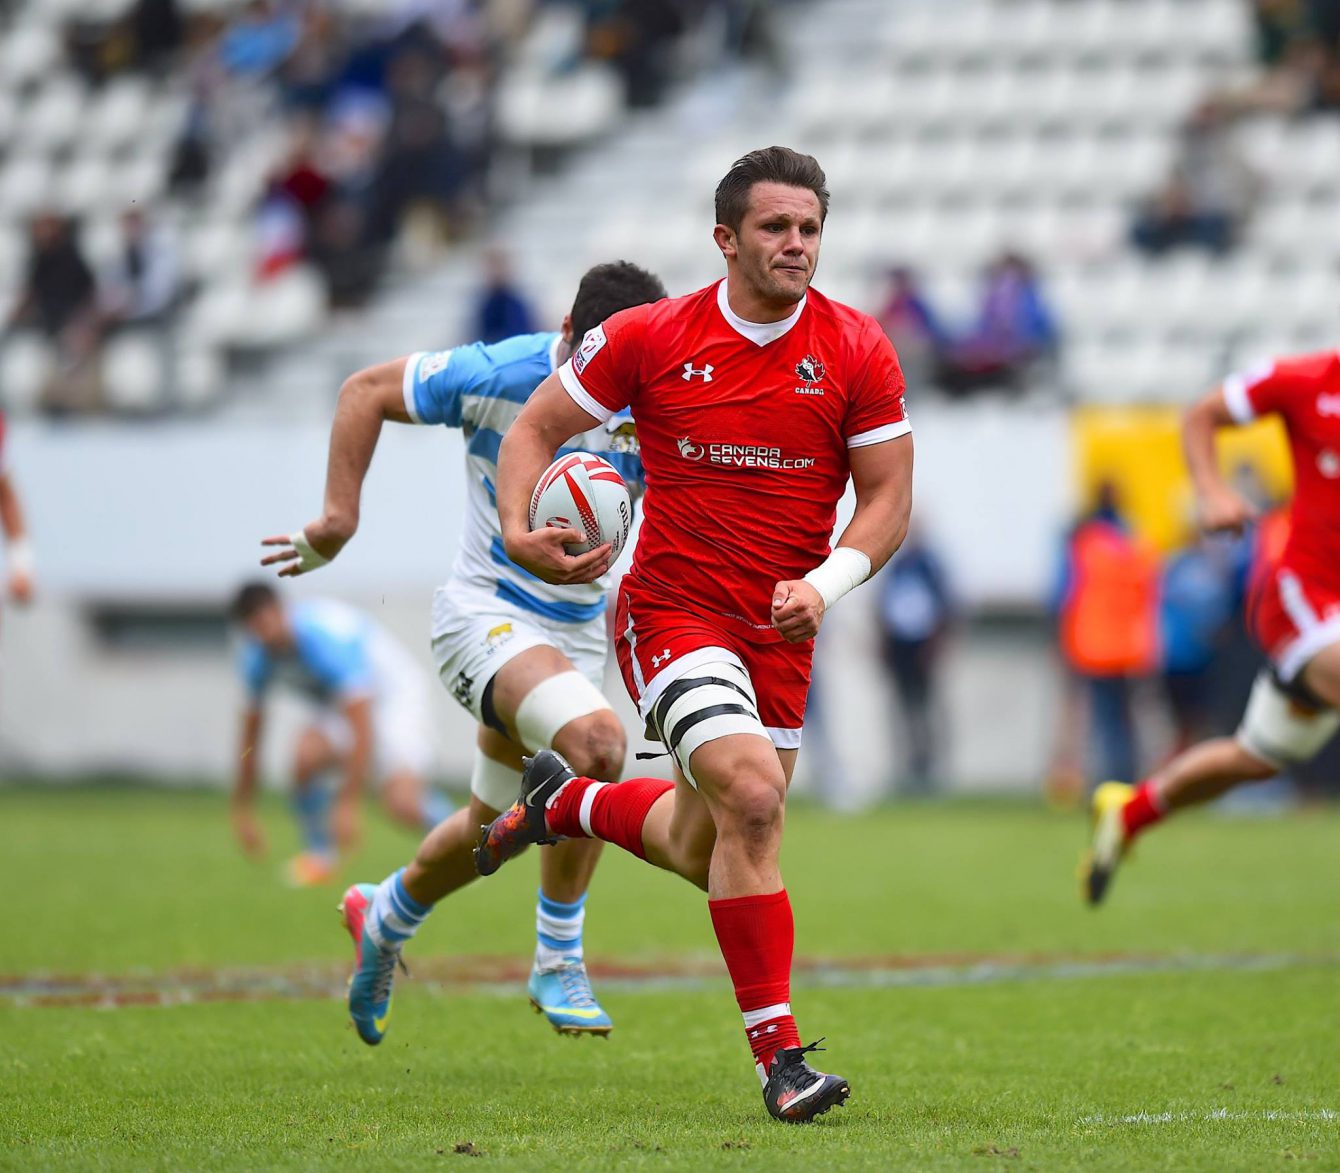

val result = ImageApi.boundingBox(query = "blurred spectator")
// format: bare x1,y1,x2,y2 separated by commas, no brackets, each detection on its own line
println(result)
277,4,347,112
1214,1,1340,118
1130,102,1261,258
131,0,186,75
1051,484,1160,790
274,119,332,230
939,251,1059,397
100,210,182,329
877,523,955,794
254,185,308,279
874,266,948,393
218,1,301,80
309,198,385,310
586,0,690,108
473,250,537,343
371,47,467,245
1158,533,1241,756
8,214,103,413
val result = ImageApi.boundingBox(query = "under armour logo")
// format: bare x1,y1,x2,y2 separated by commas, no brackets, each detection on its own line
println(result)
682,362,714,382
651,649,672,668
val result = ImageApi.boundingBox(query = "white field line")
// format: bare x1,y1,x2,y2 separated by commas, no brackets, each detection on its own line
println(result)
1083,1109,1338,1126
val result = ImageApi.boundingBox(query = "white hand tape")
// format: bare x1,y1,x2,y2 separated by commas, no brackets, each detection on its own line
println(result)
290,529,330,573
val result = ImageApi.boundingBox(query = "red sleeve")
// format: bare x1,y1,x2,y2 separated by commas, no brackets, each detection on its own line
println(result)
1223,354,1326,424
556,304,649,423
844,318,910,447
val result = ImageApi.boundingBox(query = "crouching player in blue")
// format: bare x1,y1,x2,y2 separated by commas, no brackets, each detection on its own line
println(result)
261,262,667,1039
230,583,453,886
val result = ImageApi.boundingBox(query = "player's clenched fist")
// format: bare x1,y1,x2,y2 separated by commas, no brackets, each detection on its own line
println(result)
504,527,611,585
771,579,825,643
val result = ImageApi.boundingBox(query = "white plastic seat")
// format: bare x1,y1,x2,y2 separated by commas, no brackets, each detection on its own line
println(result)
82,77,153,153
0,154,54,219
0,24,61,89
102,332,166,412
0,334,56,414
15,80,87,153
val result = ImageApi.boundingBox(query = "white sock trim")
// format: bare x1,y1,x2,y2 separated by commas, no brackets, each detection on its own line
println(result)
578,781,608,837
742,1002,792,1029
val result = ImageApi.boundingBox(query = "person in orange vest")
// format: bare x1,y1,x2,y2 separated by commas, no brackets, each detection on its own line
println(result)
1051,482,1161,792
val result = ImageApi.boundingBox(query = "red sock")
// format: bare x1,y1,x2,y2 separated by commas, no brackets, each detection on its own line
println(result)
545,776,672,860
1122,780,1166,839
708,889,802,1079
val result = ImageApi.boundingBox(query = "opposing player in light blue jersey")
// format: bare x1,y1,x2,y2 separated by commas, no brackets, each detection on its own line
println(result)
229,583,453,886
261,261,668,1040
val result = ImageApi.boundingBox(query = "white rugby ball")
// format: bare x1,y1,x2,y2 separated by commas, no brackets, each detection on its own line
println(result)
528,452,632,559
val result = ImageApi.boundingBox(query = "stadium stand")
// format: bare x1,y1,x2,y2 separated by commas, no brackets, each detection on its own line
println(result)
1,0,1335,416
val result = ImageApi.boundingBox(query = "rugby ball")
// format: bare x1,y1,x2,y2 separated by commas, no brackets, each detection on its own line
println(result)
528,452,632,559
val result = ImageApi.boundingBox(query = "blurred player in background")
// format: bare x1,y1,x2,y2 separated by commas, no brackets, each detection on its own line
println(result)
1085,350,1340,904
261,261,667,1040
230,583,451,886
0,414,35,609
478,147,913,1122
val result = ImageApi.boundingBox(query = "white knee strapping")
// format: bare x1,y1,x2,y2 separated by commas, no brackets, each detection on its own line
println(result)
1235,670,1340,769
514,669,612,753
470,749,522,813
649,660,772,788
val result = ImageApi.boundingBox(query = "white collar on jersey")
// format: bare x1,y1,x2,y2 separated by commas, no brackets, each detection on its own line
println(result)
548,333,563,371
715,279,807,347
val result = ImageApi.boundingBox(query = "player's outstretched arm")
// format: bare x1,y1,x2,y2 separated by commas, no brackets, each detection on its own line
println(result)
497,371,613,585
260,359,413,576
332,697,373,854
232,706,267,858
771,434,914,643
1182,388,1258,534
0,470,34,604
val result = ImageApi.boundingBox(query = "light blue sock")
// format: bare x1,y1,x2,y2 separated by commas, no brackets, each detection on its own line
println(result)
368,867,431,948
291,777,334,857
535,889,586,969
420,787,455,831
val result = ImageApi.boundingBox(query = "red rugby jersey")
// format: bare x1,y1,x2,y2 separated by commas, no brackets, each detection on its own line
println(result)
558,279,909,640
1224,349,1340,593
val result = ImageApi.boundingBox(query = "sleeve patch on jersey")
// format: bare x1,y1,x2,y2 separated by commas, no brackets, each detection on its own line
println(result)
419,350,452,380
571,325,607,376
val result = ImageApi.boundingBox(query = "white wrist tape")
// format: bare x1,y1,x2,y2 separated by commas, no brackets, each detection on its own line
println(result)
290,529,330,573
8,537,34,577
803,547,871,610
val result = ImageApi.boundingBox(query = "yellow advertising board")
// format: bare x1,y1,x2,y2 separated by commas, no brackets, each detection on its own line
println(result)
1071,406,1292,553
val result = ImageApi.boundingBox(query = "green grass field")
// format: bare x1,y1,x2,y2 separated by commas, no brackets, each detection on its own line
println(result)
3,785,1338,1170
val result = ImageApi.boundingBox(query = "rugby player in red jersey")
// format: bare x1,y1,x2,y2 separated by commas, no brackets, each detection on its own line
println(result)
1084,350,1340,904
475,147,914,1122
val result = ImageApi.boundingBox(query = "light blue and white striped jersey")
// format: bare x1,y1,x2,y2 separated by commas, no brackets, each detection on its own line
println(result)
402,331,643,624
239,598,419,706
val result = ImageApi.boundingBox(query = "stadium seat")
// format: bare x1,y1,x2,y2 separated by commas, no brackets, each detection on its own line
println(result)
0,154,54,219
102,333,167,413
0,333,56,414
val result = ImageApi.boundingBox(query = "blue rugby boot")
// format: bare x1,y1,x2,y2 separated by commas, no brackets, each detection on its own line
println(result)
338,883,404,1046
528,957,613,1037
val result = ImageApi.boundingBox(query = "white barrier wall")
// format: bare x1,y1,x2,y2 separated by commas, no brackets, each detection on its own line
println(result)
0,402,1074,789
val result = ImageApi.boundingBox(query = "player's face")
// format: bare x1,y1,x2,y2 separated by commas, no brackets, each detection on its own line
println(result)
723,182,823,307
245,603,290,651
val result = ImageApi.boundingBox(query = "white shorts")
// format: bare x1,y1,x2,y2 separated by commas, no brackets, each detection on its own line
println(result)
429,586,609,729
312,678,435,779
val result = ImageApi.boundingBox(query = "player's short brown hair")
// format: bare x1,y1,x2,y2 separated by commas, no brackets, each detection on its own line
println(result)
230,581,279,621
714,146,829,232
568,261,667,342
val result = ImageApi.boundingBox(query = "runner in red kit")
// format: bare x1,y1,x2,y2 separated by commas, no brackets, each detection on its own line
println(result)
1084,350,1340,905
475,147,914,1122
